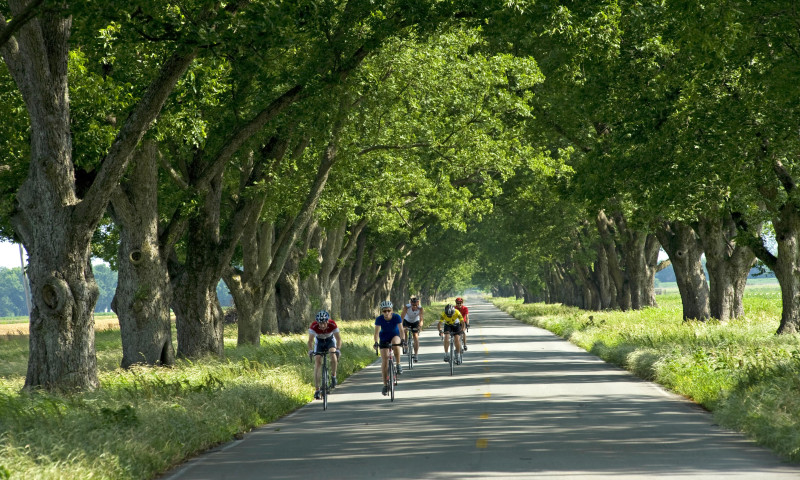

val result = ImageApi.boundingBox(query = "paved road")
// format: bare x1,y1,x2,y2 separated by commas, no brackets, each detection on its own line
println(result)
160,298,799,479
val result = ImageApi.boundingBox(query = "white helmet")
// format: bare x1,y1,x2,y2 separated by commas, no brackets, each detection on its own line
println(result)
379,300,393,310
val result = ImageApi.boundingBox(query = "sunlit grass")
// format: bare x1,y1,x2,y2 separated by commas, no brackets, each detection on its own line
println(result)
491,291,800,462
0,320,378,480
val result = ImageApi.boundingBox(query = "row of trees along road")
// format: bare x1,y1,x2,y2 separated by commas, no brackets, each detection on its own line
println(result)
1,1,798,393
465,1,800,331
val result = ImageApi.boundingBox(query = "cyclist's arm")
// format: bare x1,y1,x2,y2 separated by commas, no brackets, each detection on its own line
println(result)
419,307,424,327
401,305,408,318
398,320,405,341
307,333,315,353
334,331,343,350
373,325,380,345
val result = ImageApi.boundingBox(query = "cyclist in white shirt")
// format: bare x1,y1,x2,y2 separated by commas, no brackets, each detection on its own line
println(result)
400,296,424,362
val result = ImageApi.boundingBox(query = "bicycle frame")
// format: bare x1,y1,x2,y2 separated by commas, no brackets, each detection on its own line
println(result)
375,342,402,402
405,328,414,371
448,334,455,375
313,351,331,410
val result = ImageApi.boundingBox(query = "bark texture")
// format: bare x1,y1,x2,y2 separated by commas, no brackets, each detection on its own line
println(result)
656,221,710,321
110,141,174,368
697,212,755,321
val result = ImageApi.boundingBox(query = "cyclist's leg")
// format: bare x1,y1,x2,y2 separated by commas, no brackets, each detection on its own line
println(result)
391,335,403,373
328,347,338,387
412,328,420,354
314,354,323,388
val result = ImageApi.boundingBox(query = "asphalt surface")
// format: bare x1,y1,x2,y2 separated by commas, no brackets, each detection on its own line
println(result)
159,298,799,479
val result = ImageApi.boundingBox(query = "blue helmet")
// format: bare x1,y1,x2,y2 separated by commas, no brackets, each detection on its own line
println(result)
315,310,330,322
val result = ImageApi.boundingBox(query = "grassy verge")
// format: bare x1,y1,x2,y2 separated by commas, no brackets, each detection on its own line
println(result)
489,293,800,462
0,320,378,480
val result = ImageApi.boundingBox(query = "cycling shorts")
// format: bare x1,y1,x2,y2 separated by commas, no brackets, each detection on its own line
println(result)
378,339,398,349
314,337,336,353
402,320,421,332
443,323,463,335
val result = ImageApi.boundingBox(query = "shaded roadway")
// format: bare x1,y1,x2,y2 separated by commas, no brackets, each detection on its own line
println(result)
159,298,799,479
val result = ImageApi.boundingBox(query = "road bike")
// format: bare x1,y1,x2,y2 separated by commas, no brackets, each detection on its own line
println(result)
405,326,419,371
440,329,462,376
311,350,334,410
375,342,401,402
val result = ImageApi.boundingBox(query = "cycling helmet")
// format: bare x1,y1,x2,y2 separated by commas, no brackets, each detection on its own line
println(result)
315,310,330,322
379,300,393,310
444,304,455,316
410,296,419,303
455,297,463,304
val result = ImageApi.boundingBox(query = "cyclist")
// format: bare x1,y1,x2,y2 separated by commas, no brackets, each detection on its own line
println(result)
437,304,464,364
400,296,424,362
454,297,469,351
374,300,405,396
307,310,342,400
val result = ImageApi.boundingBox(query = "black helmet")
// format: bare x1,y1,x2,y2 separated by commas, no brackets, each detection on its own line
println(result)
444,304,455,316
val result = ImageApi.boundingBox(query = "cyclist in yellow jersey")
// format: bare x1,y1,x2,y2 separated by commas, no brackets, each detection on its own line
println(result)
437,304,464,364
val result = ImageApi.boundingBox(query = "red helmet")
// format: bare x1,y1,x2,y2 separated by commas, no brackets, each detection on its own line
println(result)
455,297,463,304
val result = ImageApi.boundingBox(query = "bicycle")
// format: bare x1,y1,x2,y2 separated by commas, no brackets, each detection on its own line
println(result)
310,350,335,410
440,329,461,376
405,326,418,371
375,342,401,402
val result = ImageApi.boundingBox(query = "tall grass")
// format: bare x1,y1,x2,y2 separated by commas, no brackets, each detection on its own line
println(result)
0,321,378,480
491,292,800,462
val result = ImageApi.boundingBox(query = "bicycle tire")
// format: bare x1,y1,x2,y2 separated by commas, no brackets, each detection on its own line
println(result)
407,331,413,370
449,336,454,375
321,358,328,411
388,357,395,402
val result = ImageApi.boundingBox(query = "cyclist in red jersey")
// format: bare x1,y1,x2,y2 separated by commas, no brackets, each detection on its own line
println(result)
307,310,342,400
454,297,469,351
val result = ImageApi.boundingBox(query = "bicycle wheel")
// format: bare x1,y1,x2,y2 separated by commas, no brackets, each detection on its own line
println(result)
321,359,328,411
388,358,395,402
449,337,454,375
407,331,413,370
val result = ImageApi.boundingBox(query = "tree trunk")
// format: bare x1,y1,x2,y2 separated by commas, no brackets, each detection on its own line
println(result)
697,212,756,321
171,173,226,358
642,234,661,308
110,141,174,368
5,13,101,391
612,211,658,309
596,211,630,310
592,239,617,309
749,199,800,334
656,221,710,321
275,248,307,333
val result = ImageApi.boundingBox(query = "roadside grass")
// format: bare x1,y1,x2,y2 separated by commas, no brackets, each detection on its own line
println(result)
490,292,800,462
0,320,378,480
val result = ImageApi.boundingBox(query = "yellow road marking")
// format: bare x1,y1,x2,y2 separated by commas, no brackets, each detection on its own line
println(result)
476,439,488,448
484,392,491,398
480,413,489,419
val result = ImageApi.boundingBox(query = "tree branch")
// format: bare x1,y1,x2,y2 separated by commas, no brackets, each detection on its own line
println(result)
0,0,46,50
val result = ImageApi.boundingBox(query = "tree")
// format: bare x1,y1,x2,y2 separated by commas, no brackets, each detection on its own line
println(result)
0,0,245,391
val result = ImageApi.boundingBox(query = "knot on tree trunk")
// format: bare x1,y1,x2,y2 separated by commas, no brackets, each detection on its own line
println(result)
129,249,144,265
41,277,70,313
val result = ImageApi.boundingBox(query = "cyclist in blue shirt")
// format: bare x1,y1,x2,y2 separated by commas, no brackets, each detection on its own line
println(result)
374,300,405,396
